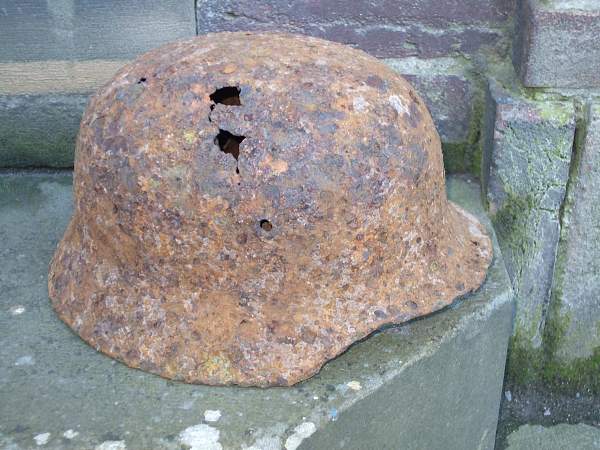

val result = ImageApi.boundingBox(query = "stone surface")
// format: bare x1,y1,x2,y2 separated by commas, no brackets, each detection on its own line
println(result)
506,423,600,449
482,79,575,349
385,57,482,173
514,0,600,88
550,102,600,361
0,94,88,168
196,0,512,59
495,381,600,449
385,58,478,146
0,0,196,62
0,173,513,450
48,33,493,387
0,0,195,169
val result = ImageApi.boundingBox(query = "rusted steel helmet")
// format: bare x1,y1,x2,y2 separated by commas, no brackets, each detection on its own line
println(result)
49,32,492,386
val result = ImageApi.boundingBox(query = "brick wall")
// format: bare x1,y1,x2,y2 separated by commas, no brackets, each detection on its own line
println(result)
197,0,513,58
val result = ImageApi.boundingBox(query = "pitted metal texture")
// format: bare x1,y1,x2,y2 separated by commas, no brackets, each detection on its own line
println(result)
49,32,492,386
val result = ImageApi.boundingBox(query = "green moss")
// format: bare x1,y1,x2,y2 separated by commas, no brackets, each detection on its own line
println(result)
541,309,600,393
506,109,599,394
536,225,600,393
506,332,544,386
440,72,486,176
442,142,467,173
537,102,574,126
466,93,485,175
494,192,535,231
543,349,600,392
492,191,536,264
543,249,570,361
441,123,485,175
507,315,600,394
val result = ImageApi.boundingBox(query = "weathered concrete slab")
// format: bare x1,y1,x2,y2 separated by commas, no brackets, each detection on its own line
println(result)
0,174,513,450
482,79,575,350
0,0,196,62
196,0,511,59
506,423,600,449
0,94,88,168
513,0,600,88
550,102,600,362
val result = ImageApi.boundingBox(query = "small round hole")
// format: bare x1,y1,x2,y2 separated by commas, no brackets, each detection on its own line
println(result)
260,220,273,231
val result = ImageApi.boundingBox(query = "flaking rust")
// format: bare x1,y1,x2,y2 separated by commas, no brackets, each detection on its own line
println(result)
48,32,492,386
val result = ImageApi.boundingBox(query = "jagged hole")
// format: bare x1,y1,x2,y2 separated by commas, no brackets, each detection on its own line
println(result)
260,219,273,231
210,86,241,106
214,129,245,174
209,87,244,175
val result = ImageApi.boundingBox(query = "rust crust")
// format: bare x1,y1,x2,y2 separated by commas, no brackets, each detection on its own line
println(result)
48,32,492,386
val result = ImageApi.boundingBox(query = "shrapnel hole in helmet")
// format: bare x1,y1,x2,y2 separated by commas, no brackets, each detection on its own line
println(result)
209,86,245,175
209,86,241,106
214,129,245,174
259,219,273,231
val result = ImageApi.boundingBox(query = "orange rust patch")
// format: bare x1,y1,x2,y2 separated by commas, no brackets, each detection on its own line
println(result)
48,32,492,387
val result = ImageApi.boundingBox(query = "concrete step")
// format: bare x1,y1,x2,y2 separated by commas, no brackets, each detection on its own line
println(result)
0,173,513,450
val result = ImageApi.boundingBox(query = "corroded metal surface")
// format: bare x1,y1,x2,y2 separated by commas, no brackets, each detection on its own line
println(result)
48,32,492,386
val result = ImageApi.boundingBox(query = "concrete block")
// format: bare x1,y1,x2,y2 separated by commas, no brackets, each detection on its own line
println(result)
385,57,481,172
385,58,477,145
402,73,474,144
0,0,195,168
550,102,600,362
197,0,510,59
0,0,196,62
0,94,88,167
0,174,513,450
482,79,575,349
514,0,600,88
0,94,89,168
506,423,600,450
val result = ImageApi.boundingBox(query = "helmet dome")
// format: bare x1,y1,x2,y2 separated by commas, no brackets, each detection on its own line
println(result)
49,32,492,386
